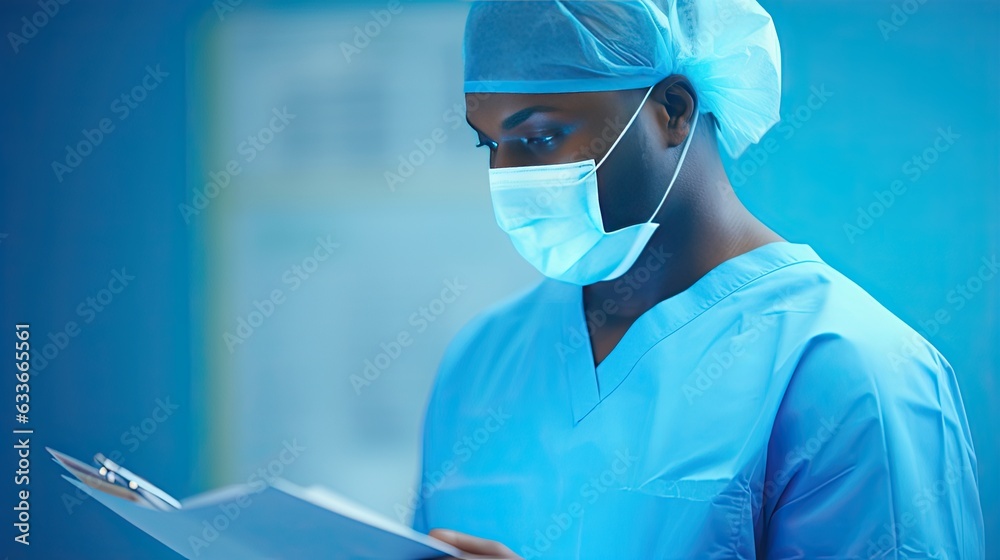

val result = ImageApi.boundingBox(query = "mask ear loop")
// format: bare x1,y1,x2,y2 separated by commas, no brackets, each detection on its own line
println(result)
646,107,700,224
582,84,656,181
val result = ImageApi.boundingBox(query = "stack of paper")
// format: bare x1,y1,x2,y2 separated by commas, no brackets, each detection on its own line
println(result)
48,447,469,560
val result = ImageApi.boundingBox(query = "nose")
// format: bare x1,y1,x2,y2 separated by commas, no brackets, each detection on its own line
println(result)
490,148,511,170
490,146,552,170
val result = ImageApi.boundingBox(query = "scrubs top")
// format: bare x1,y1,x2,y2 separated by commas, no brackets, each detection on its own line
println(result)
413,242,983,559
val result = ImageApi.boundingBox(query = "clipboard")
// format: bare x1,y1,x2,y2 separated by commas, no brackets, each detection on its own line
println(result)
47,447,474,560
48,447,180,511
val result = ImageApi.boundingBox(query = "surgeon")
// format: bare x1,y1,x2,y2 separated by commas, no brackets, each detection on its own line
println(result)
413,1,984,558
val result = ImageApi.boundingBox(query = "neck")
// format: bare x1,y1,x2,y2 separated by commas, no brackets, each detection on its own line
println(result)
584,144,783,321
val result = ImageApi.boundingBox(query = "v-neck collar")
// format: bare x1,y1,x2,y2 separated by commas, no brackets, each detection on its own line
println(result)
557,241,824,424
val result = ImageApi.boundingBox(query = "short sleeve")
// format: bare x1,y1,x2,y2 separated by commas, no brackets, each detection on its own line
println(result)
411,488,429,533
411,364,440,535
759,333,984,559
409,311,494,535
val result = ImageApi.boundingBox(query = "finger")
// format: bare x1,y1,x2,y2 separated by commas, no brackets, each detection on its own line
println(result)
429,528,517,557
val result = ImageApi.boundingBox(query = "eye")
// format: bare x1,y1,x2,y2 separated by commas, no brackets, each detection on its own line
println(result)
525,135,556,146
475,131,498,151
520,128,568,150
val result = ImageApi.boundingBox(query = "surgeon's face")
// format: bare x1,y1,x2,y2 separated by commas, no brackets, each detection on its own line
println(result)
465,90,672,232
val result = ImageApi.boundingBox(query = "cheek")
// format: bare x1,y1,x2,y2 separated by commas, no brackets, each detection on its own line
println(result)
572,124,620,163
595,136,658,232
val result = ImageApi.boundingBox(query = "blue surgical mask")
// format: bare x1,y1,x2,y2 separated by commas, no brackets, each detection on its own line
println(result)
488,85,699,285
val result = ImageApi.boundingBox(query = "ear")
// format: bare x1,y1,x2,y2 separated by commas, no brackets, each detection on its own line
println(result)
649,75,697,148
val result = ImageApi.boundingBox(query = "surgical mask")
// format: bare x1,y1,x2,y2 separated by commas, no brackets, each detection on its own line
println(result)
488,85,700,285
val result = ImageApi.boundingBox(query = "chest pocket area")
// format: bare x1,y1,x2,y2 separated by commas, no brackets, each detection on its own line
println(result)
609,479,755,559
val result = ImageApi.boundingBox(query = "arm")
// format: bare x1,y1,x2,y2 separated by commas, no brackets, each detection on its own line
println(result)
760,335,983,558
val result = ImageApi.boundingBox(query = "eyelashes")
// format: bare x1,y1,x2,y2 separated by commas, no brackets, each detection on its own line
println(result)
521,132,559,148
475,131,498,151
474,127,573,152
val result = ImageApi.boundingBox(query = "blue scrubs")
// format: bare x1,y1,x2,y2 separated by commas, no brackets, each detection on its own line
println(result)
413,242,983,558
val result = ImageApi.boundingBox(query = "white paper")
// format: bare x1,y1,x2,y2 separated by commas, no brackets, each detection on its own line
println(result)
50,448,466,560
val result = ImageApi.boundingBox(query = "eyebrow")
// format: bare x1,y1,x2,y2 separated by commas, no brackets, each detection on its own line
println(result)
465,105,562,145
500,105,559,130
466,105,560,133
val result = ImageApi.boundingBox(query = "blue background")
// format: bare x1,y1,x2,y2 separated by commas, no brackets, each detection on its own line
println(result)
1,1,996,558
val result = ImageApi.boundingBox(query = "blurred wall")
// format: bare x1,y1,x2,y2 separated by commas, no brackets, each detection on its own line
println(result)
1,2,204,558
190,2,539,522
1,1,997,559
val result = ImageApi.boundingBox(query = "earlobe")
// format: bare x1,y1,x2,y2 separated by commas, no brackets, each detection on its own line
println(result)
648,94,676,149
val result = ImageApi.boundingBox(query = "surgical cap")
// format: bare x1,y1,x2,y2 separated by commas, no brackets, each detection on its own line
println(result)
463,0,782,158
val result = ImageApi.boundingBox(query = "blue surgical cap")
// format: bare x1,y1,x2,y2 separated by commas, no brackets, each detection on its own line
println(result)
463,0,782,158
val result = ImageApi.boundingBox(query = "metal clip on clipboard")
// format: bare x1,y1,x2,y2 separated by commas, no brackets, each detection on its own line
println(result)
46,447,182,511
